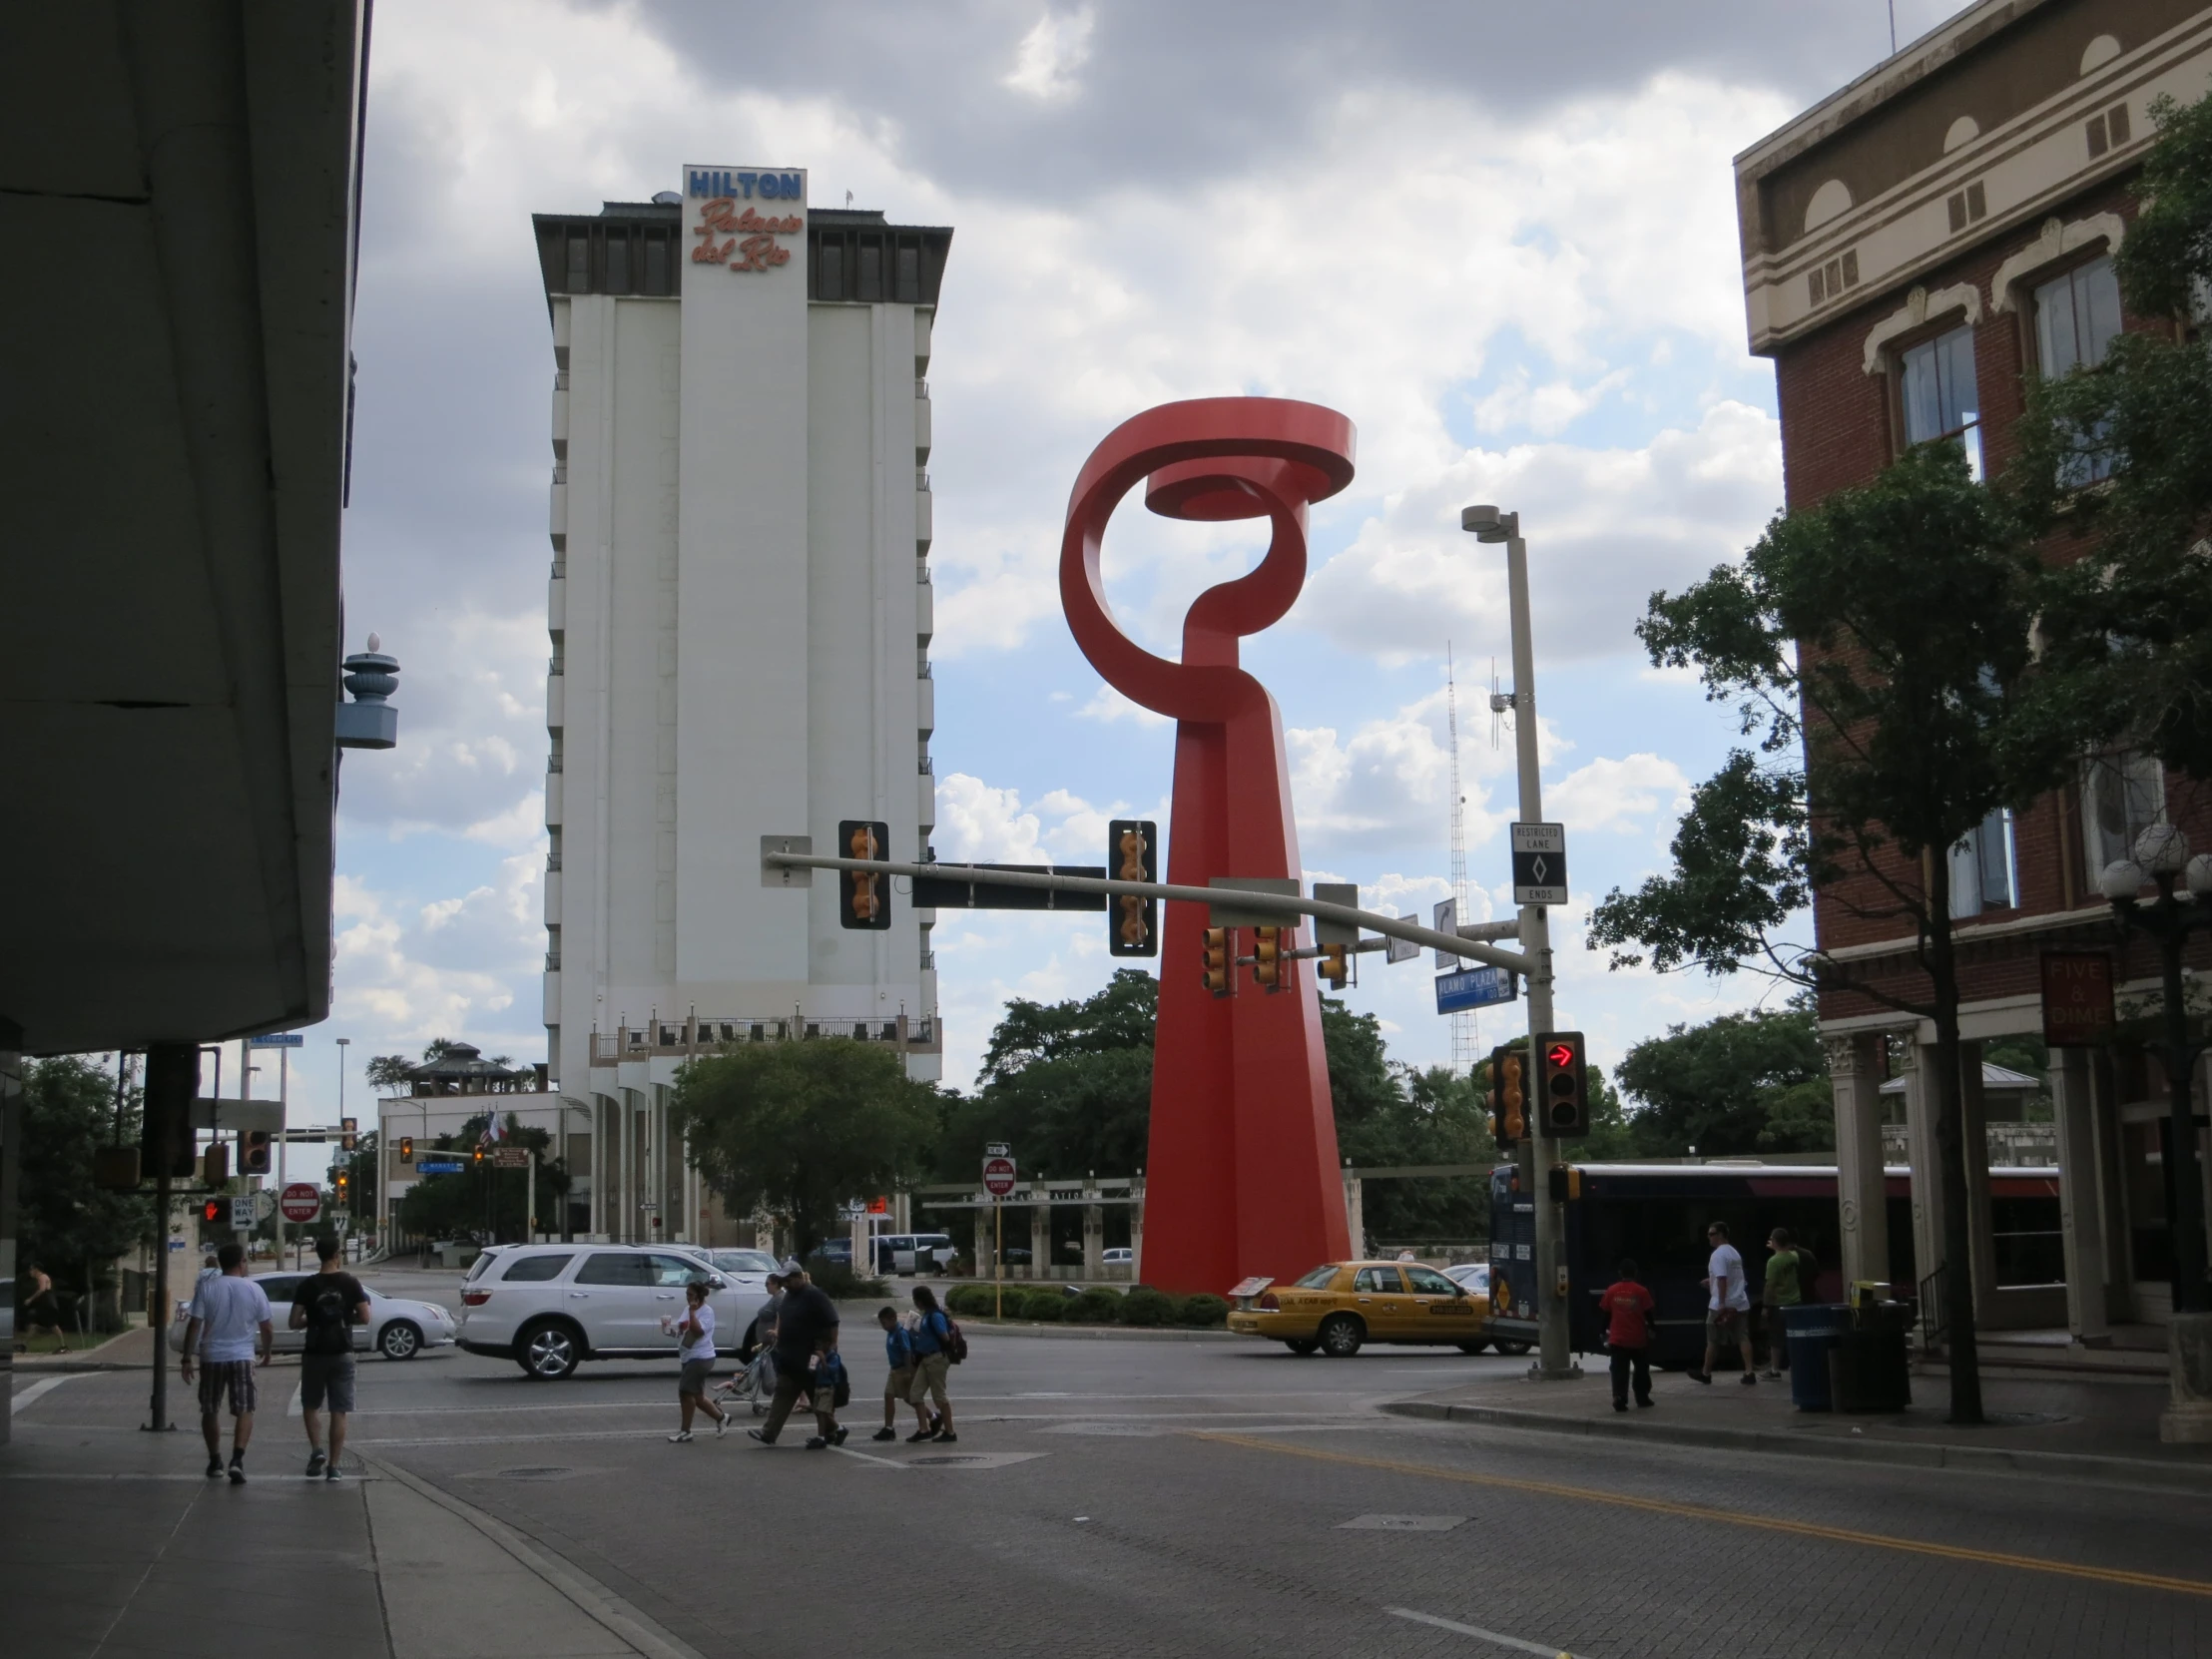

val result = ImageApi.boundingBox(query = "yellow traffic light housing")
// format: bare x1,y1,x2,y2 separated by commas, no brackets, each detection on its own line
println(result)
399,1135,414,1164
1253,925,1283,990
1501,1051,1525,1142
1108,819,1158,957
838,820,891,929
1202,927,1231,996
242,1128,272,1175
1318,942,1349,989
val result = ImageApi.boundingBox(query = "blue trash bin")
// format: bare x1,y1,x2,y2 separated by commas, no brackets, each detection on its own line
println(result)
1783,1304,1851,1411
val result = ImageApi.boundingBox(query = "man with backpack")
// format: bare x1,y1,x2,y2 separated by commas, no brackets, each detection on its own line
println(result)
289,1235,369,1480
749,1261,845,1448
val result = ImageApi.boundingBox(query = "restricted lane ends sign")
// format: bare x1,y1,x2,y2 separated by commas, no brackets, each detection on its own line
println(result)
1509,822,1568,906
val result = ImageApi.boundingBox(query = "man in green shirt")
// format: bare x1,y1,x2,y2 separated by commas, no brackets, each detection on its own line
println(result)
1760,1226,1802,1380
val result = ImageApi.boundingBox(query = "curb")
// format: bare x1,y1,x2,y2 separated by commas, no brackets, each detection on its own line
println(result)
12,1359,145,1374
1382,1398,2212,1495
958,1320,1241,1344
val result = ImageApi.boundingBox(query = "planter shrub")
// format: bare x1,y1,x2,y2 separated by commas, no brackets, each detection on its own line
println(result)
1119,1287,1175,1327
945,1284,996,1318
1065,1288,1123,1324
1019,1289,1065,1322
1176,1293,1230,1329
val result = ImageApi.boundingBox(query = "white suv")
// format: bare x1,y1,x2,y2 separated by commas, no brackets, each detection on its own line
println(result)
456,1244,768,1380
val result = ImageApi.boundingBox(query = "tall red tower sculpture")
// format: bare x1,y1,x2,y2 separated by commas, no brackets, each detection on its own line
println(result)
1059,397,1358,1294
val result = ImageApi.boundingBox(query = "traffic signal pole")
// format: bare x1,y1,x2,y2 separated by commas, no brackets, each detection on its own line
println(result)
1499,521,1576,1382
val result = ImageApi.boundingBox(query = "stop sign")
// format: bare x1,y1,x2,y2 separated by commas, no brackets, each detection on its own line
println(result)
279,1183,321,1224
982,1156,1017,1197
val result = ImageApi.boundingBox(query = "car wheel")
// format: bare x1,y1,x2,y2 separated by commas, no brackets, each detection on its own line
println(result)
517,1321,581,1380
1317,1315,1364,1359
378,1320,422,1361
1492,1339,1531,1357
1457,1339,1491,1356
1283,1339,1320,1356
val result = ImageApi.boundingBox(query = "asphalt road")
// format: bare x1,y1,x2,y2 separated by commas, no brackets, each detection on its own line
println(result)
15,1276,2212,1657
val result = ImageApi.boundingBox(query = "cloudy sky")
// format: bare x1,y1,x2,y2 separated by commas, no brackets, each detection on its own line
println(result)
287,0,1968,1131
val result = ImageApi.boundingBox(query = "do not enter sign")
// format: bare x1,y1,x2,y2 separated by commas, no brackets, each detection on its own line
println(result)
982,1156,1017,1197
279,1183,321,1224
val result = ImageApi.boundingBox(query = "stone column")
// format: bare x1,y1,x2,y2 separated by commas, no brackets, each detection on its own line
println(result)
1029,1198,1050,1283
973,1206,992,1279
1825,1033,1890,1291
1959,1041,1999,1318
2090,1047,2136,1323
1130,1174,1145,1283
1343,1167,1366,1260
1903,1039,1947,1306
2051,1047,2110,1345
1,1031,22,1447
1082,1178,1105,1283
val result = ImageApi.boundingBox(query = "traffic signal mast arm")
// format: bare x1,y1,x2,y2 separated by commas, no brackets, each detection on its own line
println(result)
763,847,1534,975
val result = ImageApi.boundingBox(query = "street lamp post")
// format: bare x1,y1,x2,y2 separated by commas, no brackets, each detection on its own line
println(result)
1462,504,1576,1382
2096,828,2212,1315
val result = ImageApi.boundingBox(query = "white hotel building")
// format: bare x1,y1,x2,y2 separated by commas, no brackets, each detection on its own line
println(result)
531,168,949,1244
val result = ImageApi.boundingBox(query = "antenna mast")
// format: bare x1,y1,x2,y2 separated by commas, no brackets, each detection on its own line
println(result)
1445,646,1477,1068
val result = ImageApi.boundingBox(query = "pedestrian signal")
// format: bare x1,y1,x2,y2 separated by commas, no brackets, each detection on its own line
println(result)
838,820,891,929
1536,1031,1589,1137
1253,925,1283,989
242,1129,272,1175
1318,942,1349,989
200,1198,225,1225
1107,819,1157,957
1202,927,1231,996
399,1135,414,1164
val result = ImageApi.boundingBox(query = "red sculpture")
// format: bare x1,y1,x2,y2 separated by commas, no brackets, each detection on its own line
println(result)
1059,397,1358,1294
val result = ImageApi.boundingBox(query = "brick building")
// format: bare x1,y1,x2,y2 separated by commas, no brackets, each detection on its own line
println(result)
1734,0,2212,1339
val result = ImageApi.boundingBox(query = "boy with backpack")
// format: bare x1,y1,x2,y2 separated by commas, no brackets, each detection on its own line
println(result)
289,1236,369,1480
905,1285,960,1443
874,1306,919,1442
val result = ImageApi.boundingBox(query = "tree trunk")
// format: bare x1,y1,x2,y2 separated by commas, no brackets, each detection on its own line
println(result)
1925,857,1984,1425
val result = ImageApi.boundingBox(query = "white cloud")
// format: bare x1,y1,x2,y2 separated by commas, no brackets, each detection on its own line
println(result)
1002,7,1096,102
931,773,1135,865
1547,753,1692,836
1076,684,1172,729
330,858,542,1050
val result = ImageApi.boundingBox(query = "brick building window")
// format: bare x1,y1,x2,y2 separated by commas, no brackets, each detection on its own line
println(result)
2081,751,2165,885
2034,257,2123,374
1899,323,1982,479
1948,808,2016,918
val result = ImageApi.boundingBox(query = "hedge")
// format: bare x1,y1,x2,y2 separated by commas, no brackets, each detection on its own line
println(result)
1064,1287,1124,1324
1118,1287,1176,1327
1019,1289,1066,1322
1175,1293,1230,1329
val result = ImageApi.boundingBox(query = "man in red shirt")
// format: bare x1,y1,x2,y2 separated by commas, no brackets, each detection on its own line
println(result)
1598,1259,1656,1412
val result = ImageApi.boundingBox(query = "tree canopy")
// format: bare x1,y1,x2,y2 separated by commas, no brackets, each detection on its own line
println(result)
17,1056,156,1327
394,1111,569,1244
1612,1001,1833,1158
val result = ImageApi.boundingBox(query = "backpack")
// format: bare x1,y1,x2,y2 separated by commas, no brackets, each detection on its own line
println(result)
941,1313,967,1366
302,1275,355,1356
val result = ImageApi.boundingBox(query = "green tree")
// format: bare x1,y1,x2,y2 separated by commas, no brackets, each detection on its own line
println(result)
672,1038,937,1254
1587,441,2057,1425
18,1056,156,1334
1325,1002,1497,1244
1612,1002,1833,1157
394,1113,567,1244
935,971,1157,1180
2010,91,2212,782
364,1054,415,1095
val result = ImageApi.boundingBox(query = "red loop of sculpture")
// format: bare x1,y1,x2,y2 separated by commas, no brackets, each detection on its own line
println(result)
1059,398,1358,1295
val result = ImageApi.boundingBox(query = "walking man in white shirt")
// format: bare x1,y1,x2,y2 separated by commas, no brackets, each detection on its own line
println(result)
179,1243,275,1481
1688,1221,1757,1386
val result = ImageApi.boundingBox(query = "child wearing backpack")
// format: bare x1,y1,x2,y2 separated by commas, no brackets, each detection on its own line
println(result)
905,1285,958,1443
874,1306,920,1442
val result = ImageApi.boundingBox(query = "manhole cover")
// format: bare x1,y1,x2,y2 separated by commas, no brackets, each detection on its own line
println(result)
910,1454,987,1466
1338,1514,1467,1532
495,1466,576,1481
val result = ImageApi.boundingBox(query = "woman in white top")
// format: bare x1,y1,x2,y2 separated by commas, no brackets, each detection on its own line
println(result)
667,1281,729,1441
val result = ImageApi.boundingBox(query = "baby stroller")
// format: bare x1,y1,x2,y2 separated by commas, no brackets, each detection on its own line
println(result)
714,1348,778,1415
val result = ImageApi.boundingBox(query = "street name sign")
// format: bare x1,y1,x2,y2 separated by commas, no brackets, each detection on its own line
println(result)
417,1159,463,1175
279,1184,321,1224
984,1142,1011,1158
1435,965,1518,1014
983,1156,1018,1197
1509,823,1568,906
249,1032,305,1048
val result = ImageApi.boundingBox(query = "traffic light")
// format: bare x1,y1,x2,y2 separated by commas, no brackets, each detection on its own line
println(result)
1318,942,1349,990
201,1143,229,1186
340,1116,357,1152
1107,819,1157,957
1202,927,1231,996
140,1041,198,1179
200,1198,225,1226
399,1135,414,1164
1500,1047,1526,1143
1536,1030,1589,1137
1253,925,1284,990
1485,1045,1515,1149
242,1129,272,1175
838,820,891,929
472,1144,485,1166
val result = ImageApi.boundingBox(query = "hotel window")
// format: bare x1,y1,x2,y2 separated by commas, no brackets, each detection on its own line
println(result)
1948,808,2016,918
2081,751,2165,886
895,243,921,303
644,235,670,295
606,233,631,294
817,240,844,300
2035,255,2124,483
565,234,590,293
1899,322,1982,479
857,241,883,301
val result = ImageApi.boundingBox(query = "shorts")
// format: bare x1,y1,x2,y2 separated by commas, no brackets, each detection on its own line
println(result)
197,1360,258,1416
1706,1308,1747,1344
678,1359,714,1396
299,1353,356,1413
907,1352,950,1409
885,1365,915,1405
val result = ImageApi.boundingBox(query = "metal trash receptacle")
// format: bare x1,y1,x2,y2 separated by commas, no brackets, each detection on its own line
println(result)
1828,1302,1912,1412
1783,1304,1851,1410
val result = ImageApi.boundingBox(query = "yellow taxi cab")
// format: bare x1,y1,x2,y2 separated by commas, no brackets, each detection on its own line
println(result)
1225,1260,1493,1358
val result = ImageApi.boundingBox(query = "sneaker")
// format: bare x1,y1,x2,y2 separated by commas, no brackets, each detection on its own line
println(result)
934,1430,957,1444
1740,1373,1758,1385
206,1458,224,1479
871,1427,896,1442
714,1415,730,1438
324,1465,342,1482
305,1450,327,1478
1760,1369,1782,1381
1687,1370,1711,1384
906,1427,936,1443
1612,1400,1627,1412
804,1435,829,1450
747,1429,776,1445
228,1463,247,1485
667,1430,693,1442
1635,1397,1654,1408
831,1426,849,1446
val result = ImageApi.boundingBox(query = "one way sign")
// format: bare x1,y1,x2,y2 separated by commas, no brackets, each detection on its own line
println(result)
1510,822,1568,906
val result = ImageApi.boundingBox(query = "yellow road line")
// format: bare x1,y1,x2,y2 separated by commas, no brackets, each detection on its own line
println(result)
1189,1431,2212,1600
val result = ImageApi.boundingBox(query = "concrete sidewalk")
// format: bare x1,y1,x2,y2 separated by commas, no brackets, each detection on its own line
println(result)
15,1323,157,1373
0,1405,700,1659
1386,1361,2212,1494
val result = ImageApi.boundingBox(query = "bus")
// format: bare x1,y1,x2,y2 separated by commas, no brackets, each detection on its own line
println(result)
1484,1161,2062,1371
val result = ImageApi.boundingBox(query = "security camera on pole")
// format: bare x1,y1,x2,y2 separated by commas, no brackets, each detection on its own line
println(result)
1462,503,1578,1382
